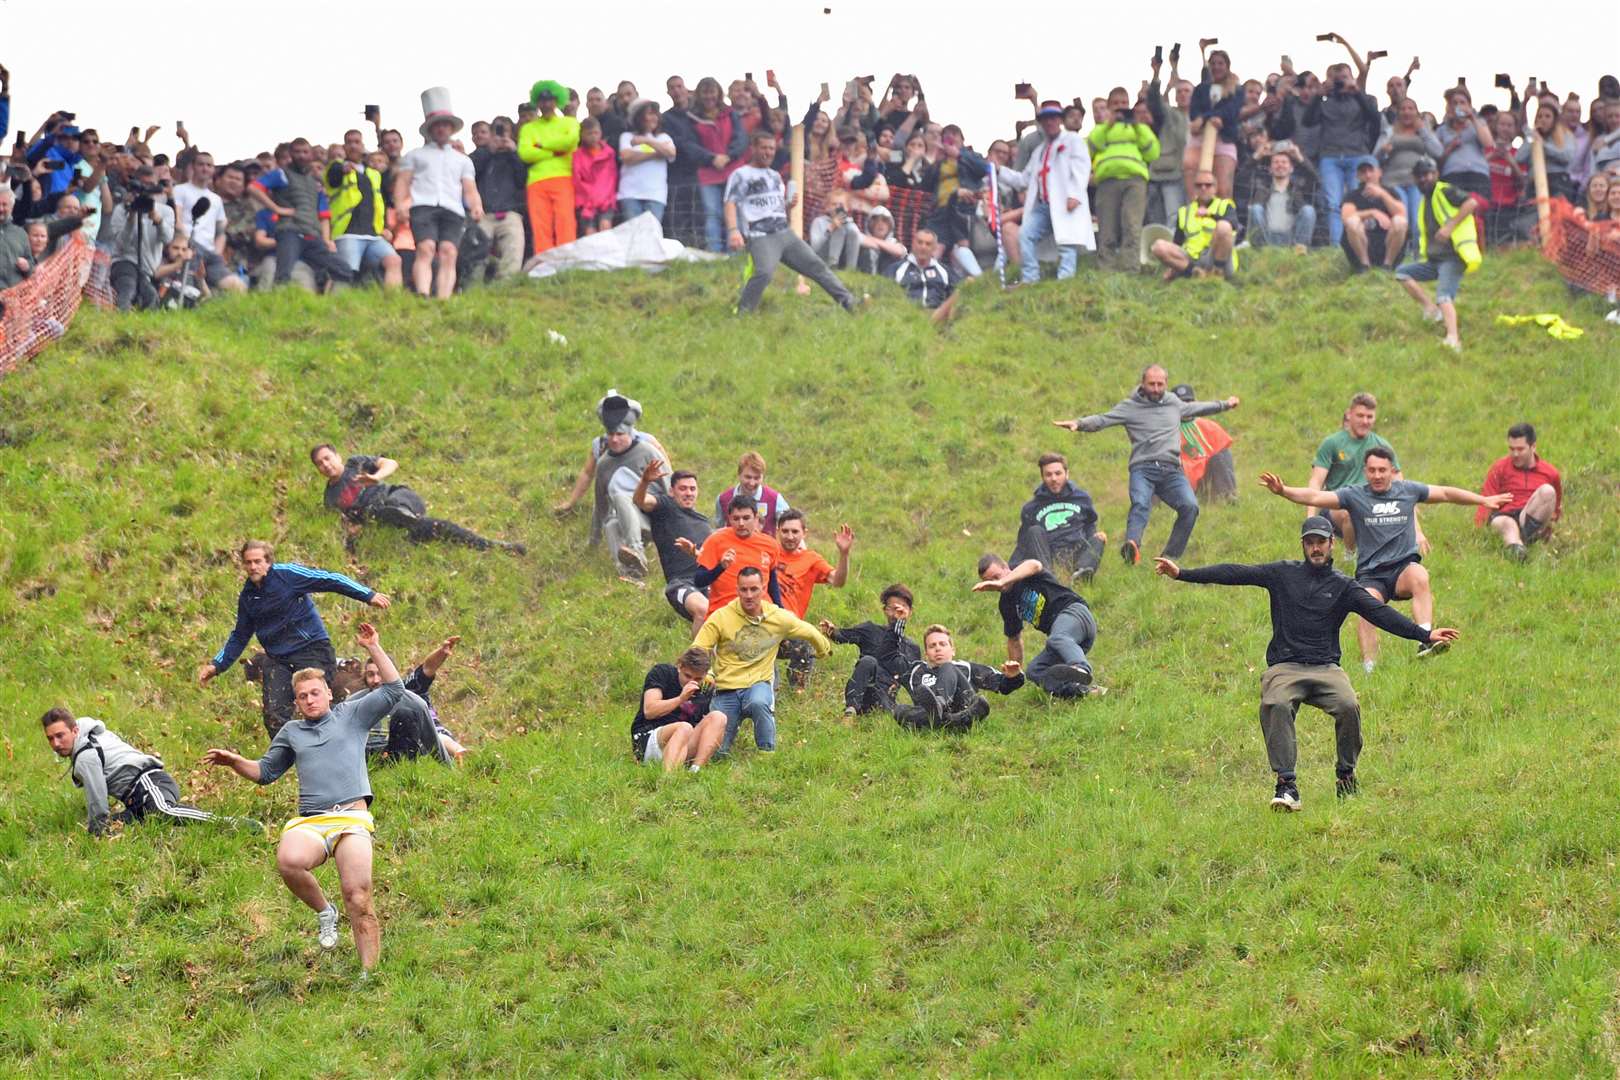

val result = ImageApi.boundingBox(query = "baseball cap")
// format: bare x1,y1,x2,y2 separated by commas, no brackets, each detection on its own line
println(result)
1301,515,1335,540
1411,155,1438,177
1354,156,1379,173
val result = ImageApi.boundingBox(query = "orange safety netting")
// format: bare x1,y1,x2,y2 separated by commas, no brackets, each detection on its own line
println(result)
800,157,938,248
0,233,105,376
1538,198,1620,297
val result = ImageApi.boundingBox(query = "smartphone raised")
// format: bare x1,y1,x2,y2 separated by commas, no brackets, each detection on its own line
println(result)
820,82,830,99
1015,82,1032,98
1169,42,1181,63
1316,33,1334,42
1494,73,1512,90
364,104,380,122
745,72,753,82
1367,50,1388,61
1154,45,1163,63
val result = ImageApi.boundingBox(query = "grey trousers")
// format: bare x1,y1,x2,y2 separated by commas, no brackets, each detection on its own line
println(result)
1095,177,1147,271
1259,663,1362,780
738,229,856,313
809,217,863,270
1026,604,1098,697
604,490,652,563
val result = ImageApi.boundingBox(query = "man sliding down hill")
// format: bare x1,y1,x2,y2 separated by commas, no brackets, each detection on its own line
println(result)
1154,517,1460,812
311,444,525,554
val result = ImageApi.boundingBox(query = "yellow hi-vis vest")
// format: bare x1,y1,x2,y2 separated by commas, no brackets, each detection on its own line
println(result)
325,164,387,239
1417,182,1482,272
1177,198,1239,268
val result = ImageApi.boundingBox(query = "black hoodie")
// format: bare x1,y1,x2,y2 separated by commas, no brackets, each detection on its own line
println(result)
1018,480,1100,551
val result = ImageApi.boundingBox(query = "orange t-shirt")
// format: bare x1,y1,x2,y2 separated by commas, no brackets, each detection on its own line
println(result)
697,527,783,613
776,547,834,619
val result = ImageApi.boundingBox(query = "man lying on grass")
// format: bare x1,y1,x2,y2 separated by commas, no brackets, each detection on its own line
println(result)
1154,515,1459,813
311,444,526,554
203,622,404,974
42,708,261,836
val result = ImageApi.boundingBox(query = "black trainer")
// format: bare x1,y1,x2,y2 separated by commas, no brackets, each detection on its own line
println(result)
1416,638,1449,660
1046,664,1093,689
1336,772,1360,799
1270,779,1301,812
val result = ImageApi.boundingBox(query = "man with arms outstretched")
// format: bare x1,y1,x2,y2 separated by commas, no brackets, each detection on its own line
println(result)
973,551,1101,699
198,541,391,736
629,459,713,626
892,625,1025,732
1055,364,1239,566
1155,517,1459,812
1260,451,1507,671
203,623,404,972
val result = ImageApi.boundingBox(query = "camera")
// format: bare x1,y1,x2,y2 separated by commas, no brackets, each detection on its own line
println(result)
6,163,30,182
125,179,161,213
1116,108,1132,123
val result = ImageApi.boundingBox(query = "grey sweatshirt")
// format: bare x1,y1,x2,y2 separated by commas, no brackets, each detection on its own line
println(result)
68,718,164,834
1074,387,1231,469
256,679,404,813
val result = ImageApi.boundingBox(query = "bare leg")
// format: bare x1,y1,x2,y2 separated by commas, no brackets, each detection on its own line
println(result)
1385,218,1408,267
333,832,380,971
413,239,437,295
1522,484,1557,534
657,723,695,773
1329,508,1357,552
1152,240,1190,280
1489,514,1523,546
1211,222,1235,261
276,830,331,913
435,243,459,299
1343,216,1370,267
1355,584,1385,665
692,711,727,766
1213,155,1236,199
381,254,403,290
1439,301,1459,348
1400,277,1437,316
683,592,710,626
1398,563,1433,627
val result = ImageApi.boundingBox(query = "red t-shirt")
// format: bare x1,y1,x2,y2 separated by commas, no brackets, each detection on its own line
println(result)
1476,454,1562,524
776,547,834,619
697,527,782,613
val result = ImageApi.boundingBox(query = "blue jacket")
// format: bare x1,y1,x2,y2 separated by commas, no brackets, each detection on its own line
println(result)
211,563,375,669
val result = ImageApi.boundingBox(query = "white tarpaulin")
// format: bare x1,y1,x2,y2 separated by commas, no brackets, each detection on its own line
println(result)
525,213,720,279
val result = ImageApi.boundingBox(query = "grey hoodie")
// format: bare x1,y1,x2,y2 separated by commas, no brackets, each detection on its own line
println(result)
67,718,164,834
1074,386,1231,469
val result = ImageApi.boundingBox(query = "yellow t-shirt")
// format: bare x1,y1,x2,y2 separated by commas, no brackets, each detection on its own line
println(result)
692,600,832,689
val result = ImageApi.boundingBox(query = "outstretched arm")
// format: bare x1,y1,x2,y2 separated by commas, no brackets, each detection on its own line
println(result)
1426,485,1512,510
829,525,853,587
630,457,667,513
1259,472,1340,509
555,449,597,513
201,747,265,783
1155,556,1272,587
1346,585,1457,646
418,635,460,679
972,558,1042,593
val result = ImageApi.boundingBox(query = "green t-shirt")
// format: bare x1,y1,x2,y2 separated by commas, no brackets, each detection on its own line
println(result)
1313,430,1397,490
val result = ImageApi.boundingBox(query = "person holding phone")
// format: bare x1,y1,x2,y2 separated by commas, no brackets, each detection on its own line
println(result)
1088,86,1160,271
1017,101,1094,281
1303,61,1381,245
1434,86,1494,202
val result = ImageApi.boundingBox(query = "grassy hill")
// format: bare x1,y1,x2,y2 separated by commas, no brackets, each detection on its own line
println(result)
2,249,1618,1076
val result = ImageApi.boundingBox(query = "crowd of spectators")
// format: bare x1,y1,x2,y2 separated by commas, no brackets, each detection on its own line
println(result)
3,46,1618,313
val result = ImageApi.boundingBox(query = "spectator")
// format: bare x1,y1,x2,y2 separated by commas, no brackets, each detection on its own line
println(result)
1477,422,1562,562
325,130,402,290
1089,86,1160,272
855,205,907,275
1395,156,1480,351
573,118,618,236
726,130,858,314
1054,364,1239,566
518,79,581,256
1246,149,1317,252
714,451,788,535
809,190,863,271
1150,171,1238,280
251,138,354,291
468,118,528,280
617,99,676,228
1304,62,1381,246
661,77,705,247
600,81,638,147
154,235,209,308
1376,98,1445,250
1584,99,1620,179
1520,100,1578,204
0,187,34,289
886,129,930,189
1341,160,1409,272
891,226,958,322
1434,87,1494,202
172,151,245,295
394,91,482,299
1147,54,1191,228
692,76,746,254
1186,48,1248,199
104,167,175,311
1018,101,1094,283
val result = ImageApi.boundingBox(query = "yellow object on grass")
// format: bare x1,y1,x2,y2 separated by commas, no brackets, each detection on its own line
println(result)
1495,314,1584,340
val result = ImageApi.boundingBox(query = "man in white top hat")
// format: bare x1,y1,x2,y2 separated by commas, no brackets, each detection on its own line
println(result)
393,87,484,298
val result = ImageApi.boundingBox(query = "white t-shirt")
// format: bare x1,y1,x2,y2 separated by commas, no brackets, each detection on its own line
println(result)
616,132,675,202
723,166,795,238
400,142,475,215
172,181,226,249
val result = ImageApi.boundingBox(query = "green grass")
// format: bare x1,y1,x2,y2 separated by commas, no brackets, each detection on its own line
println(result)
2,249,1618,1076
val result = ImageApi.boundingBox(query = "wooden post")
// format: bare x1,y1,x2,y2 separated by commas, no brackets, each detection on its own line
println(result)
1530,132,1551,244
791,120,810,294
1198,119,1219,176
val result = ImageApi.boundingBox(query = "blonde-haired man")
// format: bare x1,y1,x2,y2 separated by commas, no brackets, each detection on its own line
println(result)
204,622,404,973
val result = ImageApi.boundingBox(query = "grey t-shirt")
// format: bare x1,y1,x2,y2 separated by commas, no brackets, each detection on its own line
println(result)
256,679,404,813
723,166,793,238
1334,480,1430,577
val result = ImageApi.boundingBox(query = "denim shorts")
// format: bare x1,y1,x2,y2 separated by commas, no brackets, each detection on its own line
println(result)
335,234,396,272
1395,257,1464,304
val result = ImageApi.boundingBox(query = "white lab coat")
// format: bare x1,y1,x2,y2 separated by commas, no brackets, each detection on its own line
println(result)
1021,130,1095,249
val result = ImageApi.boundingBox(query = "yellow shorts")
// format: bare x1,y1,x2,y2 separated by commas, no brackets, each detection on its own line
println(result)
280,809,375,856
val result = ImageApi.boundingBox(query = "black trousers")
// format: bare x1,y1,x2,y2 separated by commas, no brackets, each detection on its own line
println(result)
118,768,214,824
274,230,356,287
262,640,339,737
367,489,496,550
892,663,989,731
843,655,898,713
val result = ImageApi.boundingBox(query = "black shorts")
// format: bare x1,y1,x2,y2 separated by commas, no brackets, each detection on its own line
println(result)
1356,555,1421,601
409,205,466,247
664,579,705,619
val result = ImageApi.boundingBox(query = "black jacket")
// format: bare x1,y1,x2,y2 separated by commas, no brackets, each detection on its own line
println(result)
1176,559,1429,666
1018,481,1100,551
830,621,921,681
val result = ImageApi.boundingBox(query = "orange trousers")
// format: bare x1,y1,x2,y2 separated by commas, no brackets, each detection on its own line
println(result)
527,176,576,254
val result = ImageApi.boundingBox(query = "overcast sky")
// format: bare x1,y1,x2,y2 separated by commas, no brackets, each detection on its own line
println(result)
4,0,1616,160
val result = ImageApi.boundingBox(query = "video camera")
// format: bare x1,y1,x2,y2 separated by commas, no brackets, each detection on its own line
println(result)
124,179,162,213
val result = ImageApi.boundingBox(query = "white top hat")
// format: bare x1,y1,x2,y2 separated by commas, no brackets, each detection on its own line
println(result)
419,86,465,137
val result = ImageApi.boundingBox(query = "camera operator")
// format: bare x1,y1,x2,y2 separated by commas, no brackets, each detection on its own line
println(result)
1303,61,1380,246
469,117,527,281
103,166,175,311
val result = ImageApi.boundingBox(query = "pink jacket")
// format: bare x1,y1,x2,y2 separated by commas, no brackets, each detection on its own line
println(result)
572,144,618,213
